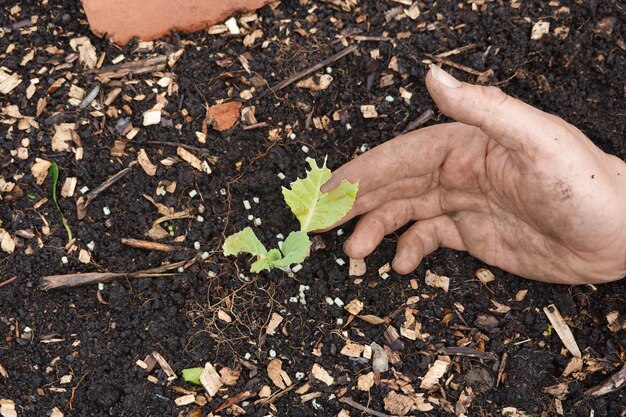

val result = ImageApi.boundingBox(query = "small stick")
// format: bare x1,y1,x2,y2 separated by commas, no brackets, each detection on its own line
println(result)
496,352,508,387
437,346,498,361
40,260,187,290
243,122,268,130
425,55,483,76
0,276,17,289
435,43,477,58
269,45,358,93
143,140,209,155
585,364,626,397
352,35,393,42
95,55,167,80
77,162,136,220
402,109,435,133
214,390,254,412
120,238,189,252
339,397,391,417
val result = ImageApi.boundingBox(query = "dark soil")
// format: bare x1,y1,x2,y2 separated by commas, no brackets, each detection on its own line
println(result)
1,1,625,416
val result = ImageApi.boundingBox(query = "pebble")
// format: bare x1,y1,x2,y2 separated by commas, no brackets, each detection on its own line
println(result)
289,133,296,140
346,123,352,130
61,256,68,264
201,252,209,260
243,200,251,210
326,67,333,74
325,297,334,305
276,233,284,239
295,372,305,380
194,241,201,250
292,264,302,273
277,172,286,180
336,318,344,326
219,188,227,196
254,218,262,226
336,258,346,266
253,197,260,204
334,297,344,307
269,349,276,358
381,272,390,280
102,206,110,216
244,353,251,360
336,229,344,236
98,283,104,291
289,296,299,303
248,214,254,221
188,189,197,198
301,145,309,153
385,95,395,102
87,241,96,250
196,215,204,222
178,267,184,273
79,186,89,194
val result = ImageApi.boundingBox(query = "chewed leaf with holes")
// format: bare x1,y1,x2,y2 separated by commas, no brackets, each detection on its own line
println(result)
272,231,310,269
282,157,358,233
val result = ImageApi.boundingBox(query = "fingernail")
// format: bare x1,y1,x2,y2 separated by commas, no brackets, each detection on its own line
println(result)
430,64,461,88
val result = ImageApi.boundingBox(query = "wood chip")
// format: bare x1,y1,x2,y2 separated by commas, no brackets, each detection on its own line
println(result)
0,229,16,254
357,371,375,391
137,149,157,176
420,356,450,389
31,158,51,185
175,394,196,406
360,105,378,119
424,270,449,292
152,351,177,381
515,289,528,302
344,299,363,316
217,309,232,323
349,258,366,276
311,364,334,386
60,177,77,198
177,147,211,174
531,21,550,40
0,70,22,95
200,362,223,396
78,249,91,264
142,109,161,126
384,391,413,416
296,74,333,91
0,362,8,378
50,407,64,417
267,359,287,389
340,341,365,357
490,300,511,314
0,400,17,417
563,357,583,377
475,268,495,283
265,312,283,335
52,123,75,152
543,304,582,358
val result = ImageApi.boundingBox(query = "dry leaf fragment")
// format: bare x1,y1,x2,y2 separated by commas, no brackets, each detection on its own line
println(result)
296,74,333,91
424,270,450,292
137,149,157,176
476,268,495,283
206,101,242,131
60,177,77,198
200,362,223,396
357,371,375,391
265,312,283,335
563,357,583,377
311,364,334,386
543,304,582,358
344,299,364,316
420,356,451,389
384,391,414,416
219,366,241,386
349,258,366,276
490,300,511,314
371,342,389,373
142,109,161,126
31,158,52,185
360,105,378,119
267,359,286,389
259,385,271,398
606,311,626,332
358,314,386,325
69,37,97,69
543,383,569,400
0,229,16,253
405,3,420,19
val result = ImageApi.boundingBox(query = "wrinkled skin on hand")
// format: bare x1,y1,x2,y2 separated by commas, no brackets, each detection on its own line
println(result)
323,66,626,284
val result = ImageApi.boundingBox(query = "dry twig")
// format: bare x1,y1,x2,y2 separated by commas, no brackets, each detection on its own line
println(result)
76,162,136,220
585,364,626,397
95,55,167,80
120,238,190,252
339,396,391,417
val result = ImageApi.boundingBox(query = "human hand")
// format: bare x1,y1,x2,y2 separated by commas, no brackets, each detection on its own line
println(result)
323,65,626,284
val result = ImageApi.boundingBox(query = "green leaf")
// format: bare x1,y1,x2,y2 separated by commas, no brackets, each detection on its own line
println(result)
282,157,358,232
223,227,274,272
48,161,73,243
272,231,310,269
181,367,203,385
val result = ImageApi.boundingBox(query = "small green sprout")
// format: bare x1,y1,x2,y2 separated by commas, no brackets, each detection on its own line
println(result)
223,157,358,273
181,367,203,385
49,161,73,243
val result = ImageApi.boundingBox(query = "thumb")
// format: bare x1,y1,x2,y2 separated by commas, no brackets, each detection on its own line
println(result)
426,65,556,152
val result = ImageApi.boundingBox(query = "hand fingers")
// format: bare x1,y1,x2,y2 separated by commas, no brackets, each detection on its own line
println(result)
321,174,437,231
321,124,455,194
392,215,466,274
426,65,564,158
343,189,444,258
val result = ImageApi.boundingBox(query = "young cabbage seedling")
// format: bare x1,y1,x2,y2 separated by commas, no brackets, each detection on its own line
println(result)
49,161,73,243
223,157,358,273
